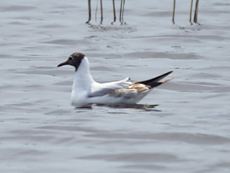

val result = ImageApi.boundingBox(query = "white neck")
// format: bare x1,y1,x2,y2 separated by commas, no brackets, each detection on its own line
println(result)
72,57,95,90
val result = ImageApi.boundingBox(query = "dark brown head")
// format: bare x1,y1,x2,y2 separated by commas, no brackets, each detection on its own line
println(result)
57,52,85,71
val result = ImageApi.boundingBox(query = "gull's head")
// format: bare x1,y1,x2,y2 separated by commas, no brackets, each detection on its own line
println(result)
57,52,85,71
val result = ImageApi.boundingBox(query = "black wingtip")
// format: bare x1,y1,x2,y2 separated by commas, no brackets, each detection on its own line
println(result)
165,71,173,75
136,70,174,88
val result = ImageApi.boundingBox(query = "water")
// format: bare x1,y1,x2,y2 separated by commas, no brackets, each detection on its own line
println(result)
1,0,230,172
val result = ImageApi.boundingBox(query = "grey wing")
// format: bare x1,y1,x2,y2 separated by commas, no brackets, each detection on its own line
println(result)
88,87,118,98
87,78,131,98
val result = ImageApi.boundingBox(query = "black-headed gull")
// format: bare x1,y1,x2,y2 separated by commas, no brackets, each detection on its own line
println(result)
57,52,173,108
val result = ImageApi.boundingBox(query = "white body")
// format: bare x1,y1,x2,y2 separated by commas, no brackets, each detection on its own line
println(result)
71,57,150,107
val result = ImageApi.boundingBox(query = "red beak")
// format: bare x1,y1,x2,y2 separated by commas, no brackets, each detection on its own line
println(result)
57,61,69,67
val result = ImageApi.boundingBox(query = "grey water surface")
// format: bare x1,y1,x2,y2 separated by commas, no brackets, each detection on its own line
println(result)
1,0,230,172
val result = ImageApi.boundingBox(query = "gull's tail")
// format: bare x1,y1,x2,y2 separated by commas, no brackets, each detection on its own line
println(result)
136,71,174,88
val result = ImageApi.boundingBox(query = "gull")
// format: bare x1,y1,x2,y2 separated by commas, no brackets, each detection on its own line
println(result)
57,52,173,108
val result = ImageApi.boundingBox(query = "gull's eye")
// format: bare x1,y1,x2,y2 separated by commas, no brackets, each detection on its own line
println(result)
69,56,73,60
